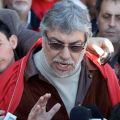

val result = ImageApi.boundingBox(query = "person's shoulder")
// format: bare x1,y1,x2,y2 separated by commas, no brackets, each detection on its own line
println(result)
0,8,17,15
84,52,99,71
0,8,20,24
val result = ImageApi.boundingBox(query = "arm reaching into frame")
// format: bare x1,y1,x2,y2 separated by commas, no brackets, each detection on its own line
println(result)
87,37,114,64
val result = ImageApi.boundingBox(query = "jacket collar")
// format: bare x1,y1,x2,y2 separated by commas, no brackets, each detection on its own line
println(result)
24,39,42,81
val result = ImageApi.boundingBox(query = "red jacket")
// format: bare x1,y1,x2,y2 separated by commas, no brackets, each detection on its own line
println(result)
0,38,120,116
86,51,120,106
32,0,57,20
0,39,42,114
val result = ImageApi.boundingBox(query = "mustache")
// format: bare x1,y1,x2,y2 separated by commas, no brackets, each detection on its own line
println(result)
53,58,74,65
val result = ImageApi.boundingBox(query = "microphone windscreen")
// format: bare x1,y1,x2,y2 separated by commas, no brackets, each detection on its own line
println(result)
70,106,92,120
109,103,120,120
85,105,103,119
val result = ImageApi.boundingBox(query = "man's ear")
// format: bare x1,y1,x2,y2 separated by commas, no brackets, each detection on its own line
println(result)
9,35,18,49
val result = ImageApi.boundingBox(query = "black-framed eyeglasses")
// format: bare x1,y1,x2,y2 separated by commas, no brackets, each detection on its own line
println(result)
45,32,87,53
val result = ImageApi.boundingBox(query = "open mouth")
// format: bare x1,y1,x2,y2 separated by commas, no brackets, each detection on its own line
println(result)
55,63,72,71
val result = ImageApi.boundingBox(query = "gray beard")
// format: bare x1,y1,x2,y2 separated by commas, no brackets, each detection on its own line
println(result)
34,49,82,78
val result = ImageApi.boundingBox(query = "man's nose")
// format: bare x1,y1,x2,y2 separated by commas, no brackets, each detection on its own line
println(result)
109,17,116,27
59,46,71,60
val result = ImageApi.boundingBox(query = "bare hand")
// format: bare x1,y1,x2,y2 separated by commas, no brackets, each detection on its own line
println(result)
87,37,114,64
28,93,61,120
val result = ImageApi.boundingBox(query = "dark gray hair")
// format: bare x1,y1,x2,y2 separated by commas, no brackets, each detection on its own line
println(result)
96,0,118,14
40,0,92,37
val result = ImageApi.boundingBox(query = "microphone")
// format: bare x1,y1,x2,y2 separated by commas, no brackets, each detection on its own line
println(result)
109,103,120,120
70,106,92,120
85,105,103,119
70,105,104,120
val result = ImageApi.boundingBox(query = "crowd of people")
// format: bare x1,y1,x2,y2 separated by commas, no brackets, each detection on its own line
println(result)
0,0,120,120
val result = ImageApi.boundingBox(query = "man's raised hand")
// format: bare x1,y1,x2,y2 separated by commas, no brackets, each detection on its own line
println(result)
28,93,61,120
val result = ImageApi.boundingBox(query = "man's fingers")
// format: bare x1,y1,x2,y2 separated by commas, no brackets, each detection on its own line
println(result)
96,38,114,64
28,105,41,120
90,44,104,56
87,37,114,64
87,37,104,56
87,37,114,56
28,94,61,120
101,38,114,54
40,93,51,108
32,105,41,114
48,103,61,119
37,93,51,111
32,93,51,111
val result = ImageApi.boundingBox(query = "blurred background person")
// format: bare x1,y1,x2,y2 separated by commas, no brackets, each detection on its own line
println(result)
31,0,58,23
3,0,41,31
96,0,120,81
70,0,97,34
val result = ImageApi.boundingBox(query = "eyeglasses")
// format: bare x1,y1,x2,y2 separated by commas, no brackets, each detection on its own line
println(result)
45,33,87,53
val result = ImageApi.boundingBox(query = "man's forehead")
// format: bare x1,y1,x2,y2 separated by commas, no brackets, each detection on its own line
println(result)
47,30,85,43
101,0,120,10
100,0,120,14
